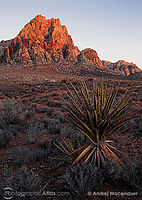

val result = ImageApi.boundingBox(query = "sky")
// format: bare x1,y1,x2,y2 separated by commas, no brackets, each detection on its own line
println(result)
0,0,142,69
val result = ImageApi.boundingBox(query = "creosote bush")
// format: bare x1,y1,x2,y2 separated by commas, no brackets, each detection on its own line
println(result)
0,98,23,126
123,159,142,192
63,163,104,199
0,167,39,200
0,99,23,148
11,147,32,166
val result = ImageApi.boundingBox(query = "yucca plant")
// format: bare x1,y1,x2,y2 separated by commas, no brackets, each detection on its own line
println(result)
55,79,133,167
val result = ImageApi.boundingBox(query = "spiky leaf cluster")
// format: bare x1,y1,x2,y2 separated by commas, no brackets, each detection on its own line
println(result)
55,80,133,167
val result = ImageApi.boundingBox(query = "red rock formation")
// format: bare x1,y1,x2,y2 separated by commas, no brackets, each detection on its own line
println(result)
1,15,80,66
78,48,103,68
102,60,141,75
101,60,112,68
0,15,141,76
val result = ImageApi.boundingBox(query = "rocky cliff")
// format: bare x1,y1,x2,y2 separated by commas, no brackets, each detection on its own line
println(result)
1,15,81,66
0,15,104,71
0,15,141,76
78,48,103,68
102,60,141,75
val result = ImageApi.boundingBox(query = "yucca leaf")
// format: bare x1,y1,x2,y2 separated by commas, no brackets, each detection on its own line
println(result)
70,143,90,154
80,87,92,113
96,81,100,113
66,97,89,122
106,143,122,154
70,82,84,105
105,145,124,166
108,114,133,136
67,108,94,136
79,129,96,145
72,144,92,165
63,138,74,153
86,109,94,130
107,99,132,122
102,79,107,110
101,144,120,165
105,85,119,115
56,141,71,155
68,139,75,152
106,126,131,140
69,116,84,131
97,143,100,167
94,109,98,128
102,83,114,118
81,81,91,106
85,147,96,163
54,142,73,160
56,79,133,167
116,91,130,110
79,150,92,164
93,79,98,112
70,82,91,115
108,108,133,129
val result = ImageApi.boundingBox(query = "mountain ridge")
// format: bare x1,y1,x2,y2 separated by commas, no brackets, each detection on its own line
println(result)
0,14,141,76
102,60,141,75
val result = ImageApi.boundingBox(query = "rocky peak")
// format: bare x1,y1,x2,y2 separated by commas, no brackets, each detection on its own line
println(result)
101,60,112,68
78,48,103,68
0,15,141,76
102,60,141,75
1,15,80,65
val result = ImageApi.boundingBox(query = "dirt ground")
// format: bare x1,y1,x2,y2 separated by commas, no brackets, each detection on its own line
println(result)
0,66,141,200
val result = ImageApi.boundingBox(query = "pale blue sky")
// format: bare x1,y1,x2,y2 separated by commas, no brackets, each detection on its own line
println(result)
0,0,142,69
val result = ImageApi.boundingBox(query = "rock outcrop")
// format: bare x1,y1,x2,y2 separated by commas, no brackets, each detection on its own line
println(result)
78,48,103,68
1,15,80,66
102,60,141,75
0,15,141,76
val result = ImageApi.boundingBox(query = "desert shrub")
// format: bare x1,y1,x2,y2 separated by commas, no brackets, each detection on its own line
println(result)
100,160,123,183
31,148,50,162
63,163,104,199
0,129,13,148
27,118,45,136
123,159,142,192
60,127,75,138
11,147,32,166
22,118,46,144
32,97,41,103
37,138,62,157
47,99,63,107
11,143,52,165
132,117,142,136
0,99,23,144
32,140,52,161
53,111,68,123
31,103,37,109
47,119,61,134
0,167,39,200
36,106,48,113
23,106,35,118
0,99,24,148
45,107,56,117
38,140,52,151
0,99,23,127
22,98,29,103
59,127,86,151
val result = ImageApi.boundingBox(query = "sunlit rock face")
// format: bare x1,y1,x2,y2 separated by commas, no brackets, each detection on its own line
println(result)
1,15,80,66
78,48,103,68
102,60,141,75
0,15,141,76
